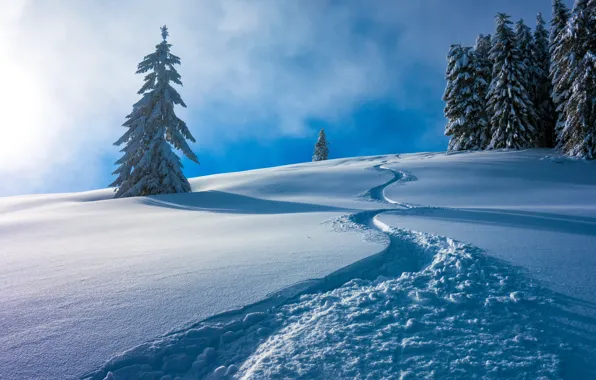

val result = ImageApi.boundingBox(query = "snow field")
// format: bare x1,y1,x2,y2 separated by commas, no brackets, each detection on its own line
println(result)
2,149,595,379
86,153,596,379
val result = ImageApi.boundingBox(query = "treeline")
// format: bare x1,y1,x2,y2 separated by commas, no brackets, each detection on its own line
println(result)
444,0,596,159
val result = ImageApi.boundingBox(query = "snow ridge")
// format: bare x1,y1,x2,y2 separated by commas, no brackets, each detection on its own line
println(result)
83,163,595,380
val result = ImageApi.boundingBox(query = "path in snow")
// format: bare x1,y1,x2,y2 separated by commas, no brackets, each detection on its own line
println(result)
86,163,596,380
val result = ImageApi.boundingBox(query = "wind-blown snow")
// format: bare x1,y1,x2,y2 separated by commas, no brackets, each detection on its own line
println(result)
1,149,595,379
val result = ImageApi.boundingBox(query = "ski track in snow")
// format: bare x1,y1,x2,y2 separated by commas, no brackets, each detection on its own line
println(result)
84,162,596,380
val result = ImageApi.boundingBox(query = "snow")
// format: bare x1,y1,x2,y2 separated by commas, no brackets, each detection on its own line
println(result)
379,149,596,346
238,230,564,379
1,149,596,379
0,156,389,380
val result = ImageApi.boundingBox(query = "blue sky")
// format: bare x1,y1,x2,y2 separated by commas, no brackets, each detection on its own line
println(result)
0,0,571,197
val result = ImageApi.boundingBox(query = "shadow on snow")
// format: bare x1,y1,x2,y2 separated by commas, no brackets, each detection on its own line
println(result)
138,190,346,215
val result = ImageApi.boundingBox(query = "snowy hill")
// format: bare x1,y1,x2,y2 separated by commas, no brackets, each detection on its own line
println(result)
1,149,596,379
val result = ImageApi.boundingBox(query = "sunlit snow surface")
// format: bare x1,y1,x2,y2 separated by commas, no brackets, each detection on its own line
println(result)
2,150,596,379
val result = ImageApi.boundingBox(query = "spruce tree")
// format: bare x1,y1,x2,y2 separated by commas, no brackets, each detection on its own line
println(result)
312,129,329,161
515,19,536,91
443,45,484,151
560,0,596,158
473,34,493,149
534,12,557,147
475,34,492,58
550,0,572,147
487,13,537,149
515,19,540,145
111,26,198,198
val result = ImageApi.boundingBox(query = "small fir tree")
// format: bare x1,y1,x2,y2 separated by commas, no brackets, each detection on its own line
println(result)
312,129,329,162
487,14,537,149
111,26,198,198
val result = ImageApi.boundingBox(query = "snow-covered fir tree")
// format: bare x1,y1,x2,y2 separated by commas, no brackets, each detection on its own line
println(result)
473,34,493,149
444,45,476,150
312,129,329,161
550,0,572,147
111,26,198,198
515,19,540,145
486,13,537,149
515,19,537,95
533,12,557,147
475,34,492,58
559,0,596,158
564,53,596,158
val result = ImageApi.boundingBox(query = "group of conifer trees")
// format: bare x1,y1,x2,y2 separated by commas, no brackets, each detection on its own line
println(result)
444,0,596,160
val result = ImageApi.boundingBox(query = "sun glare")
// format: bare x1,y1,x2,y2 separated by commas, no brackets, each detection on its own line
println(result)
0,59,47,168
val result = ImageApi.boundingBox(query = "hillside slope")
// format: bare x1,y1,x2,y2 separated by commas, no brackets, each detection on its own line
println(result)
1,149,595,379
